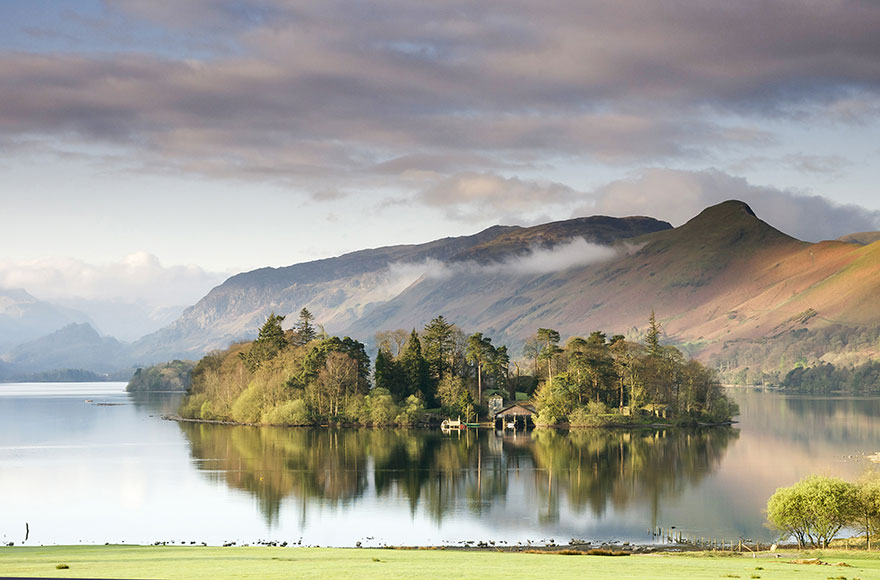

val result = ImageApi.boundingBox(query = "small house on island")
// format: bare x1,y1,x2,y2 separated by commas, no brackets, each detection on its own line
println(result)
493,402,536,430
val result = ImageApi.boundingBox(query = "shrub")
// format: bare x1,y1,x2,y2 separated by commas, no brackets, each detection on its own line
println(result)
367,388,399,426
230,386,264,424
395,395,426,426
261,399,311,425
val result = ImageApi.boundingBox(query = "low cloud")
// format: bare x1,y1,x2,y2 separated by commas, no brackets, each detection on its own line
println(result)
579,168,880,241
0,252,227,307
382,238,618,295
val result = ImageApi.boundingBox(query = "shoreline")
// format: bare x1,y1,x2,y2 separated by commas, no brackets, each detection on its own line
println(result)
162,413,737,430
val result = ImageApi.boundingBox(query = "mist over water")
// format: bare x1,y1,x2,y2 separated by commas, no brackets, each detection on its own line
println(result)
0,384,876,547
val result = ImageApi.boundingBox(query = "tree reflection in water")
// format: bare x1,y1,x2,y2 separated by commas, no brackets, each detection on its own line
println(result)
179,424,737,527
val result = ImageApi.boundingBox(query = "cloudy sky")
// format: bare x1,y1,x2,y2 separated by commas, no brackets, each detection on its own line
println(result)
2,0,880,308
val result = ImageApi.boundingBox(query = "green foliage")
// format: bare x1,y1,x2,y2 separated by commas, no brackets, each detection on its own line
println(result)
779,360,880,394
398,329,431,402
766,475,857,548
646,310,662,358
240,313,288,372
126,360,194,392
290,308,317,346
422,315,456,381
532,317,737,425
262,399,311,426
231,385,264,424
436,375,473,419
395,395,426,426
365,388,399,426
854,470,880,550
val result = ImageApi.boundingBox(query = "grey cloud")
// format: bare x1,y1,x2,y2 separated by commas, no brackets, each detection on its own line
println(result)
2,1,880,190
579,168,880,241
420,173,581,222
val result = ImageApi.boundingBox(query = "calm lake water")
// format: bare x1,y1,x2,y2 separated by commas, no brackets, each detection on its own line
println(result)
1,382,878,547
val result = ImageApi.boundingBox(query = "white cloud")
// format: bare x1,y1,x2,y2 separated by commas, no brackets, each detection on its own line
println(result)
384,238,617,288
0,252,227,307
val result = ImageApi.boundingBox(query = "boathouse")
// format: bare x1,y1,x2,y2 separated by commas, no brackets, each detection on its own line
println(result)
493,402,536,430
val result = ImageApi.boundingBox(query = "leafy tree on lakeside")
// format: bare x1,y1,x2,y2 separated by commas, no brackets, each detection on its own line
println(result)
765,472,880,548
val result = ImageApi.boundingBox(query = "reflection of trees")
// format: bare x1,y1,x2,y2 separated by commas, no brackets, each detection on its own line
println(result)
128,391,185,415
529,427,738,523
732,391,880,446
180,424,736,528
181,424,370,524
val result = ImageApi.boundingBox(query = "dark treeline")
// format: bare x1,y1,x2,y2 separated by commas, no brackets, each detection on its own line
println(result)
178,310,737,426
779,360,880,394
127,359,194,392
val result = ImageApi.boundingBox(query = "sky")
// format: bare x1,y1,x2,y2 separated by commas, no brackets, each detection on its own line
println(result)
2,0,880,311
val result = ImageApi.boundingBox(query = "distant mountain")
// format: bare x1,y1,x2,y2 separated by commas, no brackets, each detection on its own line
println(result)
2,322,128,374
0,288,92,352
56,298,187,342
131,215,670,362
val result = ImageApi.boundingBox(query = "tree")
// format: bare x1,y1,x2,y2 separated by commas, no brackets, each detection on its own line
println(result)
375,329,408,358
437,375,473,421
766,475,857,548
855,470,880,550
240,313,288,372
399,329,431,402
291,308,317,346
423,316,456,381
646,310,662,358
536,328,562,383
465,332,494,405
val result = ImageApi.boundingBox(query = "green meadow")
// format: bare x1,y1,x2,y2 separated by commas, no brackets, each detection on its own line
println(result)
3,546,880,580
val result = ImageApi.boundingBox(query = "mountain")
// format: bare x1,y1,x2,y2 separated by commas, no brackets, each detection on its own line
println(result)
0,288,92,352
131,215,672,362
126,199,880,384
1,322,128,374
347,200,807,345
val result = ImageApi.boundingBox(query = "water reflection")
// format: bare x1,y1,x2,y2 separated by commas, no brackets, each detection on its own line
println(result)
179,424,737,528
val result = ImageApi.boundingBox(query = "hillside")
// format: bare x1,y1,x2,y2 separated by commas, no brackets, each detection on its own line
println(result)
131,215,670,362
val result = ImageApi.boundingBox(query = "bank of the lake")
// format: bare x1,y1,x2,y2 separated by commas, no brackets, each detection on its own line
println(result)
3,546,880,580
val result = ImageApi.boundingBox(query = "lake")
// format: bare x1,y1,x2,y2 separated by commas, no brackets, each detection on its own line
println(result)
1,383,878,547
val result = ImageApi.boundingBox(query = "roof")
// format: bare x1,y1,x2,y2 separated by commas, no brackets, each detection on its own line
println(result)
495,403,536,417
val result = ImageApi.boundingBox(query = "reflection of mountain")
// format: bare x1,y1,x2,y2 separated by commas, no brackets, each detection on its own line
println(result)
179,424,736,527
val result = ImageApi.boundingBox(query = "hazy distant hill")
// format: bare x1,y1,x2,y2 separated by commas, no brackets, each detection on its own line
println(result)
3,322,128,374
0,288,92,352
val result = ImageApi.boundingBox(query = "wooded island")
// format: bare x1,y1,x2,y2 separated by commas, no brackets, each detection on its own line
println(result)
175,310,738,427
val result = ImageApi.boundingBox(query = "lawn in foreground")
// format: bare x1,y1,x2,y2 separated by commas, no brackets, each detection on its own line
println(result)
2,546,880,580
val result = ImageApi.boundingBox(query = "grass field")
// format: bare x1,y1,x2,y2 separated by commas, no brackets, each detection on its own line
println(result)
3,546,880,580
